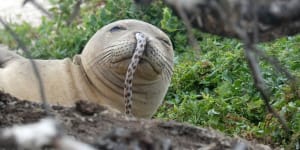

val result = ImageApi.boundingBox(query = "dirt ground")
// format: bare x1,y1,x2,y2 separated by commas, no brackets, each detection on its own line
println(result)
0,91,273,150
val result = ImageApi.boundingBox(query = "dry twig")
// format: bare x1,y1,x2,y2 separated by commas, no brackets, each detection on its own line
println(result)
67,0,83,25
23,0,53,19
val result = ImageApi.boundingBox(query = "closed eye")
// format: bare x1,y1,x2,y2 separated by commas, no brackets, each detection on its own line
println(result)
158,37,171,46
109,26,127,32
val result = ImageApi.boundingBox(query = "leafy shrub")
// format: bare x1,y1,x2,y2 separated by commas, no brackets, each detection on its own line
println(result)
0,0,299,147
157,34,300,146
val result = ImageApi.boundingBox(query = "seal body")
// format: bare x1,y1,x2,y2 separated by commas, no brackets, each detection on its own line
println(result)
0,55,103,106
0,19,174,118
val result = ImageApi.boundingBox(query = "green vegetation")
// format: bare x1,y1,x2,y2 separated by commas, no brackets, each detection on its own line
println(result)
0,0,299,148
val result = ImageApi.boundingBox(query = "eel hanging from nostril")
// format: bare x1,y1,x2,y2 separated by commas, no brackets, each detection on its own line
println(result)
124,32,147,116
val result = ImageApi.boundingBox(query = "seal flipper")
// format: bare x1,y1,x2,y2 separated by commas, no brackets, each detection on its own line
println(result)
0,46,23,68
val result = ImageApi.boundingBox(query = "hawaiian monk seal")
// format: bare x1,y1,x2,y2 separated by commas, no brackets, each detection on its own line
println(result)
0,19,174,118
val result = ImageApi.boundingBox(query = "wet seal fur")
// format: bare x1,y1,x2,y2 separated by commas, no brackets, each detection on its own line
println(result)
0,19,174,118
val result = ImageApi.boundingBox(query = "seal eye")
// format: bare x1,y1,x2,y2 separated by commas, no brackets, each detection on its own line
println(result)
158,38,171,46
109,26,126,32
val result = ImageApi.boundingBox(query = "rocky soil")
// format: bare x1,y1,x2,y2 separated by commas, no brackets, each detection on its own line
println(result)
0,92,272,150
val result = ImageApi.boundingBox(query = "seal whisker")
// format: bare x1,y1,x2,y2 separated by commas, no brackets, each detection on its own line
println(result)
103,41,132,50
98,51,112,63
166,68,173,81
155,51,173,72
160,59,173,81
150,46,173,66
99,50,111,59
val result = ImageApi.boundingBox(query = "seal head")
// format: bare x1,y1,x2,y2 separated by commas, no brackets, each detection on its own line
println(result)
80,19,174,117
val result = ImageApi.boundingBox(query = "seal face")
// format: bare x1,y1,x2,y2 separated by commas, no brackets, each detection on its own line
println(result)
81,19,173,80
81,19,174,117
0,19,174,118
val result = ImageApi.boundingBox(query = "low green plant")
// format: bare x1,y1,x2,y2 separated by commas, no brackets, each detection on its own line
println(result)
0,0,299,148
156,34,300,146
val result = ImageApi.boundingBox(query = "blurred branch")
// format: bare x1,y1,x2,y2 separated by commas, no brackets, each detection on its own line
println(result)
244,44,291,134
23,0,53,19
0,17,51,115
155,0,295,134
163,0,300,42
225,0,290,134
67,0,83,25
171,0,200,52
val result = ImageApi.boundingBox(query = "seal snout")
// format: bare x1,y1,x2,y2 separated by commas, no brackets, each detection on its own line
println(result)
134,33,163,74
